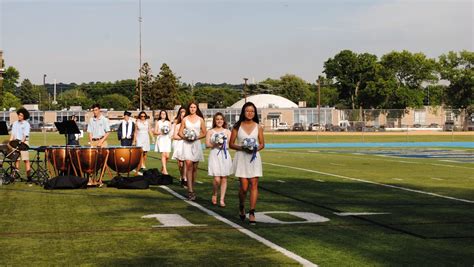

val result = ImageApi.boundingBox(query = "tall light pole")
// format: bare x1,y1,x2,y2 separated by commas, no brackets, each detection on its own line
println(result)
138,0,143,111
317,76,321,127
243,78,248,103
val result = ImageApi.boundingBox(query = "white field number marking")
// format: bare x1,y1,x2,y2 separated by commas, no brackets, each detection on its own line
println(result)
256,212,330,224
142,214,206,228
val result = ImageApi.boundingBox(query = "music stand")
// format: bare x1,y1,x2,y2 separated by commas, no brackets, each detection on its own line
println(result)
0,121,8,136
54,121,81,176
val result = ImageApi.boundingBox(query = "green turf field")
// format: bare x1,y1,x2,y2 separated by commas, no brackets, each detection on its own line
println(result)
1,133,473,266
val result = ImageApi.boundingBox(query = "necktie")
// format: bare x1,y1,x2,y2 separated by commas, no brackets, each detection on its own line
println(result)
125,122,128,139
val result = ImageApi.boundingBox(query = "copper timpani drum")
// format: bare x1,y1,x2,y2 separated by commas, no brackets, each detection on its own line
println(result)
107,146,143,176
70,146,109,185
45,146,78,176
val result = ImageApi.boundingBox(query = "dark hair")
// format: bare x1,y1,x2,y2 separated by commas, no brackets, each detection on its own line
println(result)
233,102,259,130
138,111,148,119
159,110,170,121
212,112,228,129
185,102,204,119
70,115,77,120
91,103,101,110
175,106,186,124
16,107,30,120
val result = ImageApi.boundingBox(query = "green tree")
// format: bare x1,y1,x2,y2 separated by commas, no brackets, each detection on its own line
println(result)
1,92,21,109
438,50,474,129
192,87,240,108
57,89,93,109
98,94,131,110
134,62,155,110
177,83,193,106
153,63,179,110
438,50,473,109
324,50,378,109
277,74,311,104
379,50,437,109
17,79,36,104
3,66,20,94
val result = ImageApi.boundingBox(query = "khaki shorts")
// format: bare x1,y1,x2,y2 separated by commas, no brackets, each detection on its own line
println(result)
18,141,30,161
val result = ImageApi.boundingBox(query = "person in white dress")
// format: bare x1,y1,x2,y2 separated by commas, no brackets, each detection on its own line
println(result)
178,102,207,201
153,110,172,175
229,102,264,225
172,107,187,186
206,112,232,207
134,111,153,170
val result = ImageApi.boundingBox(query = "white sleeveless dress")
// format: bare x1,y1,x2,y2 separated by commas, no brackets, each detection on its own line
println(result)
172,123,184,161
181,119,204,162
208,129,233,176
155,120,172,153
136,120,150,152
232,125,262,178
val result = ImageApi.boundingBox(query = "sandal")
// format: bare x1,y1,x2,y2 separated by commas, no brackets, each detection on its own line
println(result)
211,195,217,205
239,204,245,222
188,191,196,201
219,200,226,208
248,209,256,225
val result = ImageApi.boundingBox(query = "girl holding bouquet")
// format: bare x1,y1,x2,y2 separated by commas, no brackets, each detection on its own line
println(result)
230,102,264,225
134,111,153,170
172,107,187,186
178,102,207,201
154,110,172,175
205,112,232,207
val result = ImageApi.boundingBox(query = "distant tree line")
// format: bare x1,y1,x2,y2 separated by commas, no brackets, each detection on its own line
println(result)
1,50,472,119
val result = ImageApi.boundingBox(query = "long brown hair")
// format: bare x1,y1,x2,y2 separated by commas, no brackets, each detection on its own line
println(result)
212,112,228,129
185,101,204,119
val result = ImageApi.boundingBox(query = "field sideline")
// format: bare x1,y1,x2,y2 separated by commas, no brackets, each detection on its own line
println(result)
0,133,473,265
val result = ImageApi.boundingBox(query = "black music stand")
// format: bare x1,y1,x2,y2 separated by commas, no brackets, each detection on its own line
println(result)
54,121,81,176
0,121,8,136
55,121,80,146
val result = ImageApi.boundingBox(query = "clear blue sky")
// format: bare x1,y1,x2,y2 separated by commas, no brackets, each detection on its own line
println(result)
1,0,472,85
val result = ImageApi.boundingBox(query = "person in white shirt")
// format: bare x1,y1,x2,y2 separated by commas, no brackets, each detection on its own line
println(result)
87,104,110,147
10,108,31,180
117,111,135,146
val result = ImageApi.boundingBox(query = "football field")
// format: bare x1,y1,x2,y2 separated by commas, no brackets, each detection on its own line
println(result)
0,133,473,266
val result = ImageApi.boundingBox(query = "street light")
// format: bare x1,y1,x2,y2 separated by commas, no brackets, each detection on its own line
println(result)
243,78,248,103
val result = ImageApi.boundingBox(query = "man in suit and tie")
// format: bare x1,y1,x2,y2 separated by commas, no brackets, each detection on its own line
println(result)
117,111,135,146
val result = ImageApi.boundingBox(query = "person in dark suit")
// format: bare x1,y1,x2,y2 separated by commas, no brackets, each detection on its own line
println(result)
67,115,81,146
117,111,135,146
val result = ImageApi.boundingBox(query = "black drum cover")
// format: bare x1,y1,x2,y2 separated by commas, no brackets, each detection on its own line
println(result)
44,176,88,190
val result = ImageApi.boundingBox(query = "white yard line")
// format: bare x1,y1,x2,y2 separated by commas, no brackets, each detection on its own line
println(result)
263,162,474,204
431,177,444,181
160,186,318,267
267,149,474,170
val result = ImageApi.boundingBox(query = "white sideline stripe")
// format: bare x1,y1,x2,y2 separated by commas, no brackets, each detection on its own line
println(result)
277,180,286,183
159,186,318,267
330,163,345,166
268,150,474,170
431,177,444,181
264,162,474,204
392,178,403,181
196,181,204,184
335,212,390,216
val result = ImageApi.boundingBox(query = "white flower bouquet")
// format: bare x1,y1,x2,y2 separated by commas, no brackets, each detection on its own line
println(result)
211,132,226,146
242,138,257,152
184,128,197,141
161,125,170,135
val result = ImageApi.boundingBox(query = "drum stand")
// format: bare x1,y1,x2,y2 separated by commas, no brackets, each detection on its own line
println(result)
0,148,22,184
29,148,49,185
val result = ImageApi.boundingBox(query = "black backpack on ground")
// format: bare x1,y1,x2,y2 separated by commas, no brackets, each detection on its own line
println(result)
44,176,88,190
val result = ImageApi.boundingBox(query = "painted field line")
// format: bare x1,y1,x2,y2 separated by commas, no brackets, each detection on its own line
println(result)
264,162,474,204
277,180,286,183
431,177,444,181
330,163,345,166
335,212,390,216
160,186,318,267
268,150,474,170
392,178,403,181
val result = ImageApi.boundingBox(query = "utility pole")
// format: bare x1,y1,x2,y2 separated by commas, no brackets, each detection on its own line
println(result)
317,76,321,127
243,78,248,103
138,0,143,111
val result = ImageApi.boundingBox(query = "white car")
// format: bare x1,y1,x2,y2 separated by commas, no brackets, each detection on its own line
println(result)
277,122,289,131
